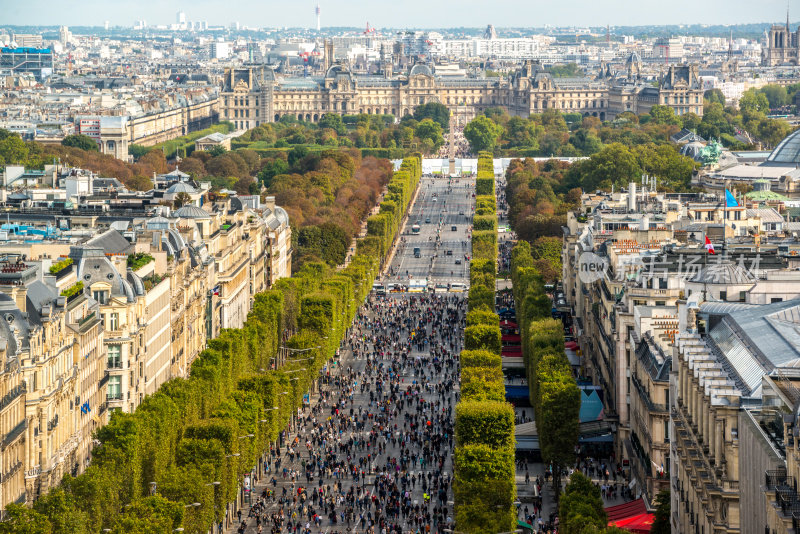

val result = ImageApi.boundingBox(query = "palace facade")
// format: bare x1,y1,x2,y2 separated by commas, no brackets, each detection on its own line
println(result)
220,60,704,128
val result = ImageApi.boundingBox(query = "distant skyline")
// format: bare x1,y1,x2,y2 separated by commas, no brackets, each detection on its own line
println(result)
1,0,798,29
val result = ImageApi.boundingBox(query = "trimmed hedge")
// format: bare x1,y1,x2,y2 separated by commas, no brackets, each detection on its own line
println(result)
464,324,501,355
510,240,580,501
454,444,516,533
455,153,516,534
466,309,500,327
455,401,515,448
460,349,502,370
472,214,497,232
460,368,507,402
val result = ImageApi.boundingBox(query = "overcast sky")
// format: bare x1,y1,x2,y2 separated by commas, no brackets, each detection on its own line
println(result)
1,0,792,28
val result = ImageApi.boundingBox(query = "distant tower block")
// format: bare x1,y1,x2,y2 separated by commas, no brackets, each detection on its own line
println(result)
316,4,321,32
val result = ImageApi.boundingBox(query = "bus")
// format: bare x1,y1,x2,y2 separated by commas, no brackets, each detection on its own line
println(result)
412,224,421,234
450,282,467,293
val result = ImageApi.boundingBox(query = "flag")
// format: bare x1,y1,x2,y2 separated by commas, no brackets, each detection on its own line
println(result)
725,189,738,208
705,236,715,255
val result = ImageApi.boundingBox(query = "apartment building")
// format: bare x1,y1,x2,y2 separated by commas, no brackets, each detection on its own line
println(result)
0,182,291,506
562,185,800,509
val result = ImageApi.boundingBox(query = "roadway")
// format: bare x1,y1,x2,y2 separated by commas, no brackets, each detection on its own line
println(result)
381,174,475,290
227,175,473,534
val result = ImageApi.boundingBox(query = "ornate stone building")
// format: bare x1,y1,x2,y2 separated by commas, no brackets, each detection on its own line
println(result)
220,61,704,128
763,18,800,66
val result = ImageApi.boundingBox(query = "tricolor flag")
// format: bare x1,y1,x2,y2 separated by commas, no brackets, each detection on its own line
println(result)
705,236,715,255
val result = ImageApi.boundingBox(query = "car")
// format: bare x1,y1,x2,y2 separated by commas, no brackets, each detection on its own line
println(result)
459,210,465,216
425,217,431,223
451,226,457,231
455,259,462,265
445,250,453,256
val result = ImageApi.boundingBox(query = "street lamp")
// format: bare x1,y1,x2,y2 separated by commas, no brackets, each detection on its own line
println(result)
206,481,221,486
225,453,240,458
184,502,201,508
283,368,307,374
238,434,254,439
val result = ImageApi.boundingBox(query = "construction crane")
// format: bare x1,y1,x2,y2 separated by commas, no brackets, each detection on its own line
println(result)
363,22,377,36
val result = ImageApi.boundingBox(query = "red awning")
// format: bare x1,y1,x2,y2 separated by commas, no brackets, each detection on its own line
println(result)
499,320,518,328
605,498,647,522
502,347,522,356
502,334,521,343
609,512,654,533
565,341,579,350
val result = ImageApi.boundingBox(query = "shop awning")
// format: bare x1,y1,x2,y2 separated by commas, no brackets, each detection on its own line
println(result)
609,512,654,533
579,389,604,423
605,498,648,522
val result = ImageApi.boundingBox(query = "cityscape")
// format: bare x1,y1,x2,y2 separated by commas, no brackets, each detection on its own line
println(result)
6,2,800,533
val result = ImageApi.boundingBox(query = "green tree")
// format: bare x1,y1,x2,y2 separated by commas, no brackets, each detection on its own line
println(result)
0,135,30,165
413,102,450,130
505,116,538,149
757,118,792,148
318,113,346,135
414,118,444,152
62,134,99,152
739,89,770,115
568,143,641,191
681,112,702,132
559,472,607,534
0,504,52,534
207,145,227,157
703,88,725,106
128,144,151,160
464,115,503,153
569,129,603,155
288,145,310,168
648,105,681,125
651,489,670,534
761,84,789,108
531,236,562,277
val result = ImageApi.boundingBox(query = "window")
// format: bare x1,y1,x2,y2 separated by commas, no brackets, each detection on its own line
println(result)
109,313,119,331
108,345,121,369
93,290,108,305
719,291,727,301
108,376,122,400
772,297,783,303
739,291,746,302
664,420,670,442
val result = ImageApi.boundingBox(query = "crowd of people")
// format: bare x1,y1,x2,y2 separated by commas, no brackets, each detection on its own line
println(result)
235,293,468,534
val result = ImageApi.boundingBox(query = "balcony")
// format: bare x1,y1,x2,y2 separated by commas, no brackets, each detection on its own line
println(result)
0,383,25,413
631,374,668,414
24,465,40,479
2,420,26,449
107,393,122,402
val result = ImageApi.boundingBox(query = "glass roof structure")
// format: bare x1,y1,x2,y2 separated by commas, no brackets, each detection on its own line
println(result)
766,128,800,163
